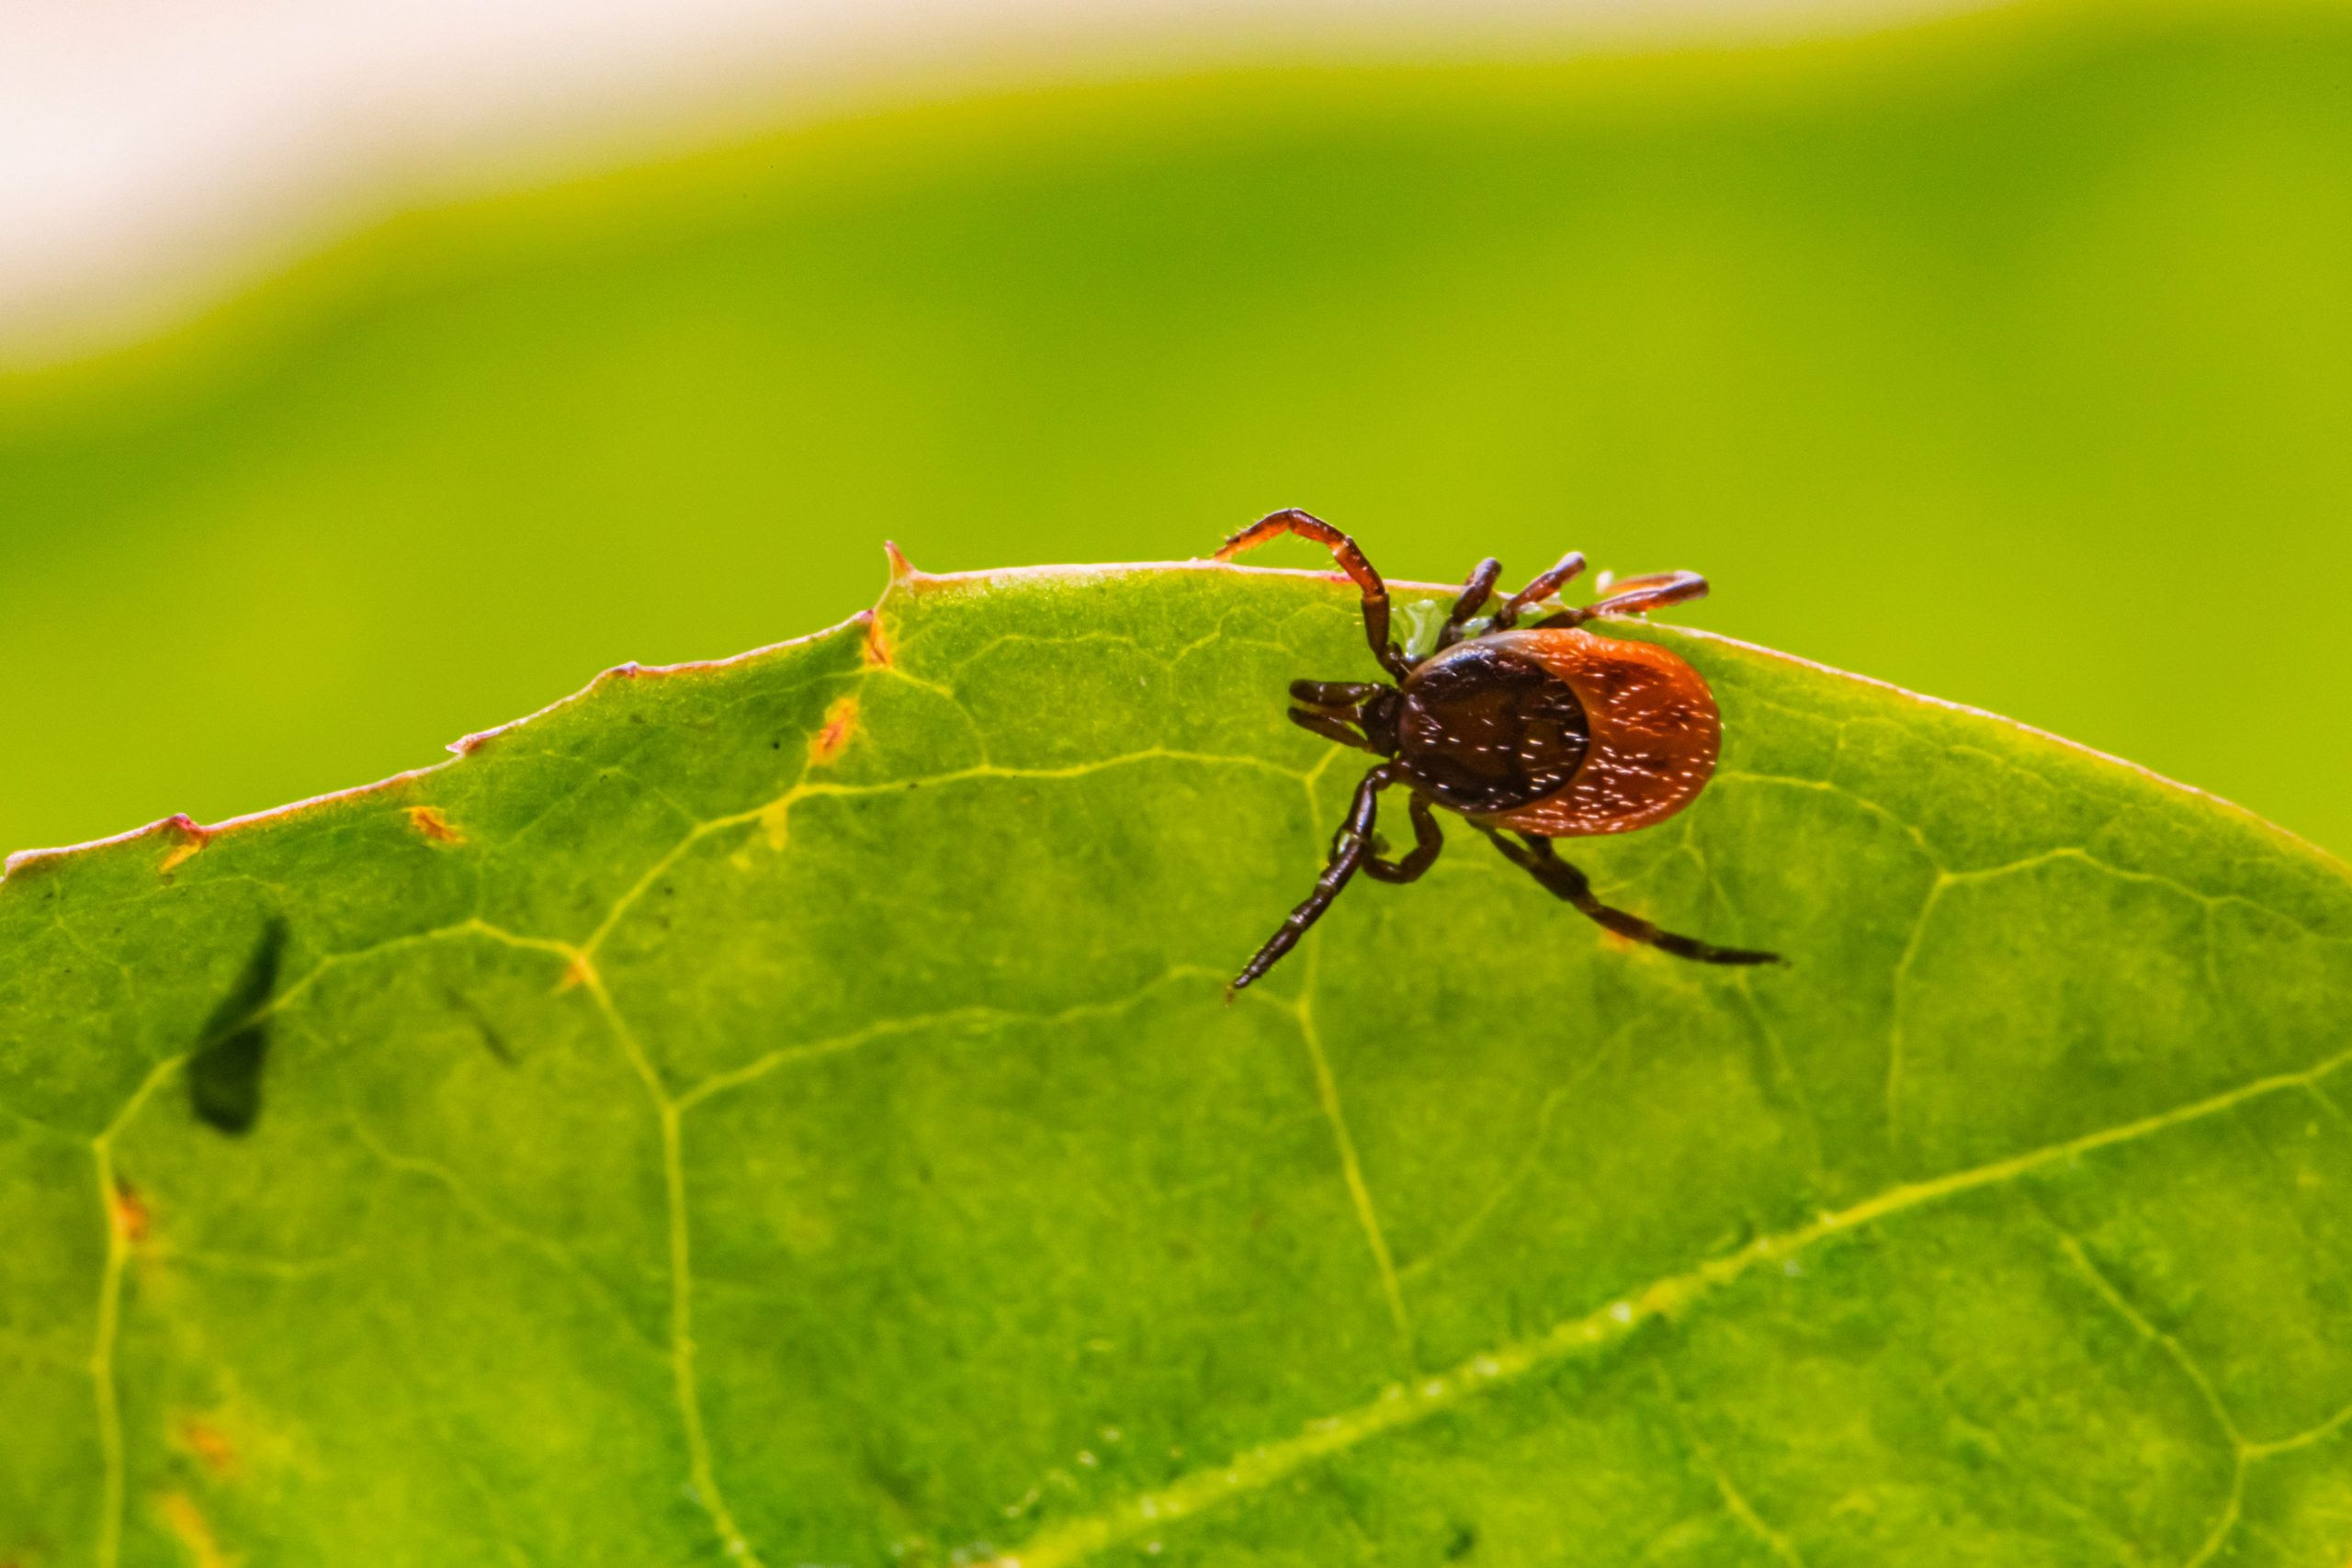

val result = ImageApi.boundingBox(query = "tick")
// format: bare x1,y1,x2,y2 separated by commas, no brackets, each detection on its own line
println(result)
1217,509,1780,994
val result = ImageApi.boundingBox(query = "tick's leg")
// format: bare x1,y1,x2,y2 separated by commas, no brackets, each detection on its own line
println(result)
1437,558,1502,649
1216,510,1410,679
1489,551,1589,630
1362,794,1444,884
1229,763,1400,997
1538,570,1709,626
1288,705,1374,752
1291,679,1387,706
1483,829,1780,965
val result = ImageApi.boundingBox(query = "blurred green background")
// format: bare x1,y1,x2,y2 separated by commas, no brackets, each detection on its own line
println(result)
3,0,2347,861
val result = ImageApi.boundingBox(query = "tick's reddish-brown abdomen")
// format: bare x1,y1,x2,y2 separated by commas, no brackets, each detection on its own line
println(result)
1476,627,1720,837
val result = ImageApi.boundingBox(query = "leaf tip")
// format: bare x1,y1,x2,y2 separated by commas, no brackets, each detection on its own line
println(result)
884,538,918,581
155,815,210,877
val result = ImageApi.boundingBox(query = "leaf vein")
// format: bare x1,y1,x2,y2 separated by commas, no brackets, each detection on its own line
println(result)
342,1116,665,1357
1286,937,1415,1365
1650,1357,1807,1567
575,965,770,1568
582,748,1311,963
985,1040,2352,1568
2037,1220,2245,1567
674,966,1223,1113
86,1049,185,1568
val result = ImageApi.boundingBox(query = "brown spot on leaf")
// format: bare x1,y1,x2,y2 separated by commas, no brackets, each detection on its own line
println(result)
557,954,594,992
861,613,895,670
808,695,859,766
110,1181,150,1246
176,1418,237,1478
405,806,463,845
158,1492,227,1568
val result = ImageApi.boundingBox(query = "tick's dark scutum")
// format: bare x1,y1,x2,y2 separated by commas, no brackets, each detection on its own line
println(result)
1396,642,1591,814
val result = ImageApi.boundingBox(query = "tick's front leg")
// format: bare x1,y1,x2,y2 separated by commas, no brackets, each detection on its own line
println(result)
1216,510,1411,679
1360,794,1443,884
1228,763,1402,997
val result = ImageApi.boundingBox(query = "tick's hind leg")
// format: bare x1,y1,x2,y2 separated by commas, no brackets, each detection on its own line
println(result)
1537,570,1709,626
1483,829,1780,965
1229,763,1401,997
1216,510,1410,679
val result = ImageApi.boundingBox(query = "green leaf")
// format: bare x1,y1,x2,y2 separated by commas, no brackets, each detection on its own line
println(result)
4,560,2348,1567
